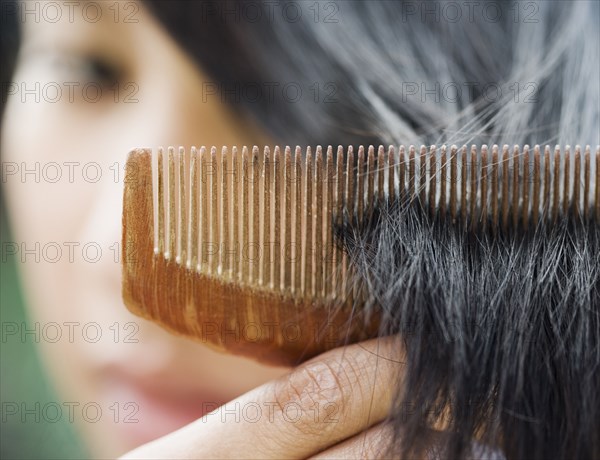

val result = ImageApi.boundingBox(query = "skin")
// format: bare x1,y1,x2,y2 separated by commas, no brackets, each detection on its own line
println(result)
122,337,405,459
2,1,403,457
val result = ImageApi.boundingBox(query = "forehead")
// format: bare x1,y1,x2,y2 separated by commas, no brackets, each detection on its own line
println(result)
14,0,142,47
11,0,162,72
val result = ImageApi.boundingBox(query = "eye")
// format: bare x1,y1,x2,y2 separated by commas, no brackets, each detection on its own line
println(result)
86,57,120,87
50,53,121,88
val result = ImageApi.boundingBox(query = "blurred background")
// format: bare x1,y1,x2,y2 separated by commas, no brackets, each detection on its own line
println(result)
1,199,87,459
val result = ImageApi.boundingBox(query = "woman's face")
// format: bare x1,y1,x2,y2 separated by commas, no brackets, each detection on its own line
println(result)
1,1,289,457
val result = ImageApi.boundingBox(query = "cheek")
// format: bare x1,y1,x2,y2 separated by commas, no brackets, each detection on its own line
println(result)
0,73,165,414
2,74,118,240
0,65,140,333
0,56,260,353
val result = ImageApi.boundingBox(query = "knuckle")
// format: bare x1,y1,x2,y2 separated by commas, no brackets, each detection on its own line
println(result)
272,357,360,436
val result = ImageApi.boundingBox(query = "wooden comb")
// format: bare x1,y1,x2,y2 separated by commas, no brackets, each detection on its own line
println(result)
122,145,599,366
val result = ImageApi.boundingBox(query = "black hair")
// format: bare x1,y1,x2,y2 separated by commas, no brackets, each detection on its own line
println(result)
144,1,599,458
2,1,599,458
0,0,20,124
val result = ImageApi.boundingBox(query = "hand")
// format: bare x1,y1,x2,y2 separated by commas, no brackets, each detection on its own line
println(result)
120,336,405,459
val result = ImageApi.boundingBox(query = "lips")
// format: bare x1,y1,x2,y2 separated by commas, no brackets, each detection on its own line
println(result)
101,370,228,447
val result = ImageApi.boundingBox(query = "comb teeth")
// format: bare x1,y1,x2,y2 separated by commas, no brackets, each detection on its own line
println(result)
153,145,354,303
123,144,598,365
153,144,599,293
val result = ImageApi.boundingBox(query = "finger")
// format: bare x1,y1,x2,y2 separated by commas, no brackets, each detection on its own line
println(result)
311,424,449,460
120,336,406,460
312,426,504,460
308,422,395,460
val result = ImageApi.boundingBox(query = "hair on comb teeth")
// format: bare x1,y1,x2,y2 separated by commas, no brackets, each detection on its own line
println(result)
122,144,599,365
